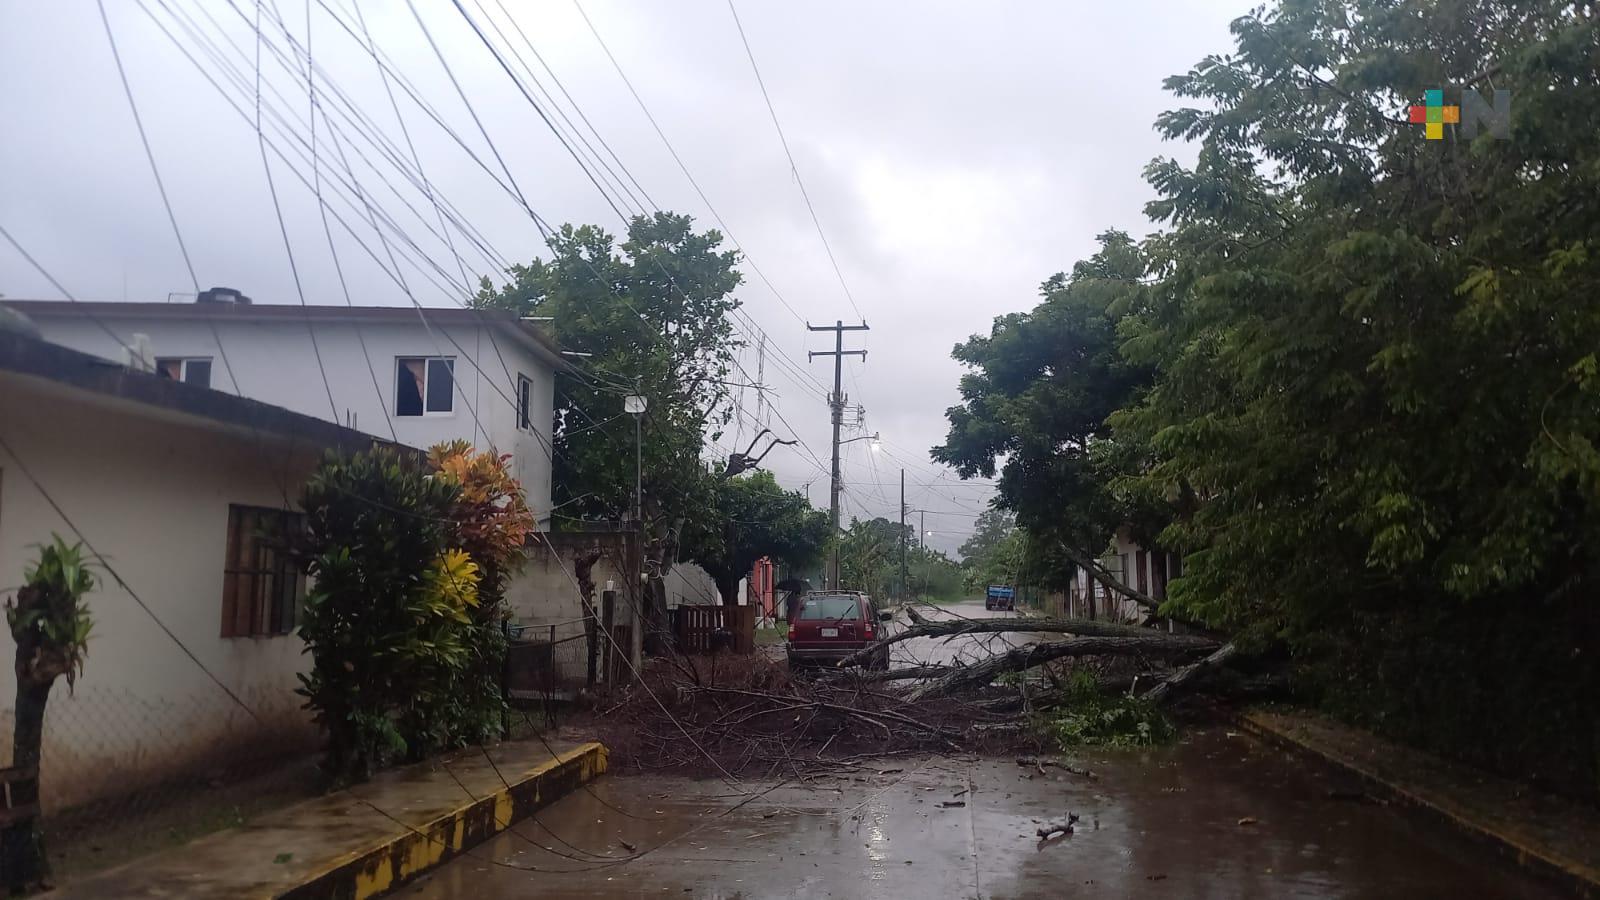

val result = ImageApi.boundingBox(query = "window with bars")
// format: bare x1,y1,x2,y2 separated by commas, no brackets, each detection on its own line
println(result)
221,505,304,638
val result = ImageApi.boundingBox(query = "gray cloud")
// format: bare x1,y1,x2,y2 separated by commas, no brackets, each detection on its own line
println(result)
0,0,1243,554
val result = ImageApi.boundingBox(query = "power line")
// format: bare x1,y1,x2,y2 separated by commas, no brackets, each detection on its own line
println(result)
725,0,864,321
569,0,812,330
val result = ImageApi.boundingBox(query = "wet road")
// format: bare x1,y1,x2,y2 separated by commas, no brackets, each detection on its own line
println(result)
400,726,1560,899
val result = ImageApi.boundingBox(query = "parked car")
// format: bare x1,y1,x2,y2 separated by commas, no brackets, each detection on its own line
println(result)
786,591,892,670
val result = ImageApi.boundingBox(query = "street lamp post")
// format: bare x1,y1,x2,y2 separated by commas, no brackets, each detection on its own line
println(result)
623,394,647,524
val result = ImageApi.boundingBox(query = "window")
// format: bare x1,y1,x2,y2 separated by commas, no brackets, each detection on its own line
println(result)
155,357,213,388
396,357,454,416
221,505,305,638
517,374,532,430
799,596,859,620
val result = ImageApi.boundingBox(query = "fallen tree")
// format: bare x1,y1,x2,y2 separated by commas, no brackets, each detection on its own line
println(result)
1141,643,1239,704
835,615,1152,668
907,634,1220,700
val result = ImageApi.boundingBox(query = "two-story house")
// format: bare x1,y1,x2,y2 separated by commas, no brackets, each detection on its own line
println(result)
4,291,562,521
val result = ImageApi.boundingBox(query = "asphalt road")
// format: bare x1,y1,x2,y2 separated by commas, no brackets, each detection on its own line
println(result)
400,598,1560,898
399,727,1558,899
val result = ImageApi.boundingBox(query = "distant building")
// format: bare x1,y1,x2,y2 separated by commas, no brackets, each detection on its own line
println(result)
0,328,392,811
3,295,563,524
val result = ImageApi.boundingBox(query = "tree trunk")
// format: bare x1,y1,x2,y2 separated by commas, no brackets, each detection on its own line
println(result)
716,575,740,606
573,550,602,691
835,616,1156,668
907,634,1220,700
1,680,50,893
1142,642,1238,705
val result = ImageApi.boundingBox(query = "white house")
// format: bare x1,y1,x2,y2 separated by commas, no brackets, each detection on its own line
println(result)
0,327,394,811
3,293,562,524
1064,526,1181,623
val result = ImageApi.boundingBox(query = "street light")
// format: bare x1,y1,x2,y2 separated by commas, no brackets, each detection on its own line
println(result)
624,394,647,523
840,431,880,449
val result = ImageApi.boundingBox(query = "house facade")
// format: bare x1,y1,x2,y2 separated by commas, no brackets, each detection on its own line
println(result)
1062,526,1181,623
2,296,562,523
0,329,391,811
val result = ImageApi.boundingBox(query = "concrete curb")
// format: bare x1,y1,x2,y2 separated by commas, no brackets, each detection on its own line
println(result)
282,742,607,900
1237,711,1598,898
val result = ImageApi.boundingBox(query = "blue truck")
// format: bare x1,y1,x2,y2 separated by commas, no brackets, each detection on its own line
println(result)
985,584,1016,612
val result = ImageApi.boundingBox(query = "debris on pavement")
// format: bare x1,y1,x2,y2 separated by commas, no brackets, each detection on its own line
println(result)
1036,813,1080,839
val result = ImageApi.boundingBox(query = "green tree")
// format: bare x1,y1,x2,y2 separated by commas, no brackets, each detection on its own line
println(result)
685,471,830,605
2,537,94,892
1111,0,1600,793
934,232,1169,579
837,517,909,600
475,212,742,648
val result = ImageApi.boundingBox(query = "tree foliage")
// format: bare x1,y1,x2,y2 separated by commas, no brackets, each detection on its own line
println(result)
298,444,533,781
474,212,742,643
684,470,829,604
934,231,1169,559
941,0,1600,794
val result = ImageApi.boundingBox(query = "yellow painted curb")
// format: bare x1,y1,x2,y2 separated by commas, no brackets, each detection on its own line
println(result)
282,742,608,900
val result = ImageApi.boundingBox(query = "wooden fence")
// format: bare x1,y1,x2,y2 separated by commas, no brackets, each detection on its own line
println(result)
671,604,756,654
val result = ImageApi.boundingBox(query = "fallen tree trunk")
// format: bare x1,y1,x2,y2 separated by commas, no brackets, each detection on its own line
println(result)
1142,642,1238,705
836,616,1153,669
908,634,1220,700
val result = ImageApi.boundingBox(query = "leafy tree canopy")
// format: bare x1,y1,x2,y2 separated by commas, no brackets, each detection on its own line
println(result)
684,470,830,604
474,212,741,534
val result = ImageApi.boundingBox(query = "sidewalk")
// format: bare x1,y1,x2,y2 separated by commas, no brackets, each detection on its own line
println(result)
56,739,606,900
1241,708,1600,896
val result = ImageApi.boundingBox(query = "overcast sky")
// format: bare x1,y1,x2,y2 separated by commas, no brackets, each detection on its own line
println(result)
0,0,1243,554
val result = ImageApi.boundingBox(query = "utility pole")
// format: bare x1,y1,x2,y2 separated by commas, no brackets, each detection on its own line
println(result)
808,319,868,589
899,469,908,601
918,509,926,599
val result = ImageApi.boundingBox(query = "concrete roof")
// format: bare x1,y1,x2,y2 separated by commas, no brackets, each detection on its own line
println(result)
0,300,571,373
0,328,406,456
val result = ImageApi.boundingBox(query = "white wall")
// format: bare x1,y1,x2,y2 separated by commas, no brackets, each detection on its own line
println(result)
0,377,327,810
25,311,556,522
665,563,719,609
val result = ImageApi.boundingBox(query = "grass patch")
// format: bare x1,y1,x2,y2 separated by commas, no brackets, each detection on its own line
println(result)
754,626,787,646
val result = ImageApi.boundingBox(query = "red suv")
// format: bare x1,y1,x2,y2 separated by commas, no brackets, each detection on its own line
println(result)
787,591,892,670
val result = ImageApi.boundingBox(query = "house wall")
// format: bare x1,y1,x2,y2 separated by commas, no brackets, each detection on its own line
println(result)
1066,527,1176,624
0,376,326,811
23,311,556,522
664,563,718,609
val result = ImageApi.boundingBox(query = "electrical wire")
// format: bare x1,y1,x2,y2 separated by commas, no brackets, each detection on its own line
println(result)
725,0,864,321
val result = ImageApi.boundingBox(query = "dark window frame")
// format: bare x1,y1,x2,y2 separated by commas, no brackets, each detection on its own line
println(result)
395,356,455,417
517,374,532,430
221,505,305,638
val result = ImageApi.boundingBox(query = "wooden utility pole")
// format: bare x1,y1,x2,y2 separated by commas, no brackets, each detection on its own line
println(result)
807,319,868,589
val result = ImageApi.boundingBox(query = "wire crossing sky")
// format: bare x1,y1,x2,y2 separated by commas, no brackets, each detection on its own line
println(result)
0,0,1239,553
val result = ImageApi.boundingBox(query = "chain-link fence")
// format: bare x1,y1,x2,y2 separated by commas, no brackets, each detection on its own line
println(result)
0,681,319,878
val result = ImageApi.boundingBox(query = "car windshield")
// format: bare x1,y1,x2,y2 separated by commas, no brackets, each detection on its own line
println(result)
799,596,858,620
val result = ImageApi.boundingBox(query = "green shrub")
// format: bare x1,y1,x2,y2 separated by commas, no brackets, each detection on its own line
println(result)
1033,671,1174,749
298,448,463,782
